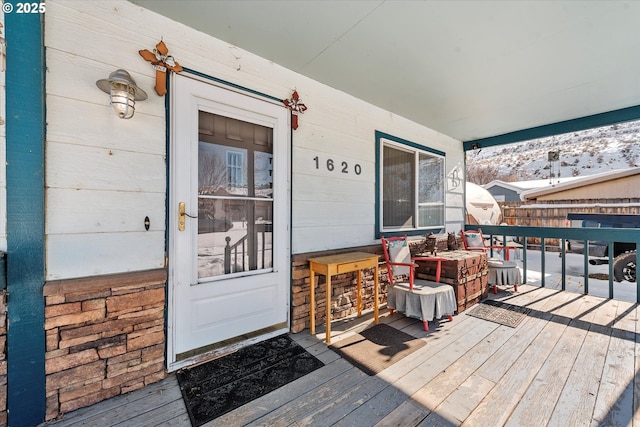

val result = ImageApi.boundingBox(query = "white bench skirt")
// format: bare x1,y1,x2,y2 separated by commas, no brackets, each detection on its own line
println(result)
387,280,457,322
487,259,521,285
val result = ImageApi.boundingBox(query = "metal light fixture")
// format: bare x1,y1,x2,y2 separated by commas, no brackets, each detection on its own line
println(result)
96,69,147,119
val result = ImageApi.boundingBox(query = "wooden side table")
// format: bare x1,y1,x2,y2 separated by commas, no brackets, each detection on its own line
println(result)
308,252,379,344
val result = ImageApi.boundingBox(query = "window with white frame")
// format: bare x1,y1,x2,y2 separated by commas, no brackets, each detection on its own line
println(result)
376,131,445,236
226,150,245,191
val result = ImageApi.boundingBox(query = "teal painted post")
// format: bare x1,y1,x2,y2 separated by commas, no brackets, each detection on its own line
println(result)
561,238,566,291
5,8,46,427
637,242,640,304
608,242,614,299
541,239,546,287
522,239,527,284
583,241,589,295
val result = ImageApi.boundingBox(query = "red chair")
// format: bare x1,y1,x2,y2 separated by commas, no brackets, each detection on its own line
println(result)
460,228,514,261
381,235,455,331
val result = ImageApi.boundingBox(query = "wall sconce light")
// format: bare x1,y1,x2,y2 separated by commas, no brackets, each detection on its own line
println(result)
96,69,147,119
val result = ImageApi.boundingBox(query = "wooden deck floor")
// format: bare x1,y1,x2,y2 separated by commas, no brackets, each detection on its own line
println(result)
42,285,640,427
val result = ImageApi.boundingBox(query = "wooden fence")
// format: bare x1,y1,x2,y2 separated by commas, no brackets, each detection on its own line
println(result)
498,201,640,248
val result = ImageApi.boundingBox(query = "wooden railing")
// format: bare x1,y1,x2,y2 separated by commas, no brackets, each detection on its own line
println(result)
223,227,269,274
224,235,247,274
465,224,640,302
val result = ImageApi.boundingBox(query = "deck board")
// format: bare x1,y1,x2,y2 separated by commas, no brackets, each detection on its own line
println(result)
505,292,598,427
461,290,571,426
41,285,640,427
546,297,615,427
591,300,637,426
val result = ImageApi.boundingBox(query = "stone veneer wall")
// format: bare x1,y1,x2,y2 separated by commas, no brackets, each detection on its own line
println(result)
290,236,452,333
291,246,385,333
42,269,167,421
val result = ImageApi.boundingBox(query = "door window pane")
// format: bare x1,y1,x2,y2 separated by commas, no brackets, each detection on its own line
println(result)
197,112,273,280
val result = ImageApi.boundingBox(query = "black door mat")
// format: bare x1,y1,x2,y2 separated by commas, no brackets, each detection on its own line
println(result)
176,334,324,426
330,323,426,376
467,299,532,327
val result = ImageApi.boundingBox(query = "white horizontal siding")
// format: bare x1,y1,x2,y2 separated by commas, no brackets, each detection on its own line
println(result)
46,142,165,192
46,93,165,156
46,189,165,234
294,225,375,253
46,232,165,280
293,173,372,203
45,1,168,279
44,0,465,279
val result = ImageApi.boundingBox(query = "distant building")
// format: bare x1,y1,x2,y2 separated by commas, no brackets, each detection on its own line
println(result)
519,167,640,203
501,168,640,230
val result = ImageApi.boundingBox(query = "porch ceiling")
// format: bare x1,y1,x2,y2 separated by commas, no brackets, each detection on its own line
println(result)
131,0,640,143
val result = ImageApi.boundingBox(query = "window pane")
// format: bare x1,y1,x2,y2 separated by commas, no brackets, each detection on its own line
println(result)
383,146,414,228
199,142,248,196
254,200,273,271
197,198,239,278
197,199,273,278
197,111,274,280
418,153,444,228
226,150,246,193
418,154,444,204
254,151,273,198
418,205,443,227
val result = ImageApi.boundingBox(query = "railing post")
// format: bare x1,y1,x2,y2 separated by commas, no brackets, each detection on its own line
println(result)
608,241,614,299
561,238,566,291
241,241,246,271
583,240,589,295
636,241,640,304
541,238,546,288
522,238,527,284
224,236,231,274
261,230,266,268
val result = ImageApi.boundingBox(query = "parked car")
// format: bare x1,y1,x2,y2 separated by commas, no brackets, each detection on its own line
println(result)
566,213,638,282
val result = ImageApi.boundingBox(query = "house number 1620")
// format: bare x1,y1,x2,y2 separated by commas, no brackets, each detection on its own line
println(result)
313,156,362,175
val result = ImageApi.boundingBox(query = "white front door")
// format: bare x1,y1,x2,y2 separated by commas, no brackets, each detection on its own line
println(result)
168,74,290,370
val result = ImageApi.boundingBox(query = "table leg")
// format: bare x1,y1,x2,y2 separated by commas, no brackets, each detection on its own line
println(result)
357,269,362,317
326,275,332,344
374,264,379,324
310,269,316,335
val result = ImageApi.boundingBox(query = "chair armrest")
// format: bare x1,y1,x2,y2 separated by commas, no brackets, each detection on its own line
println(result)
485,245,516,260
388,262,419,268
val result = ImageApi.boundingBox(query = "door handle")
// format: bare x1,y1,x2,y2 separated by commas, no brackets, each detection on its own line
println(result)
178,202,186,231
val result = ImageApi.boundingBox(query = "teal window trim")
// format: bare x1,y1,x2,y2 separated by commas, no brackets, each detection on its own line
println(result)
375,131,445,239
5,8,46,427
463,104,640,151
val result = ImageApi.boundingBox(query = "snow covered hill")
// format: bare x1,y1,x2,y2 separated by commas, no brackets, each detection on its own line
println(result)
466,119,640,184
